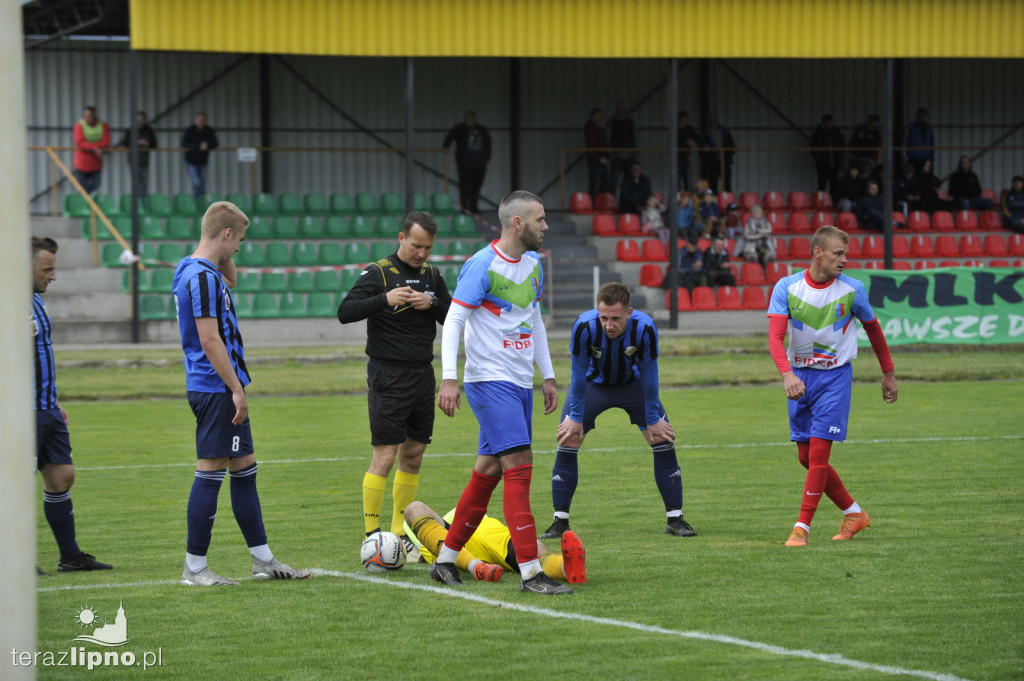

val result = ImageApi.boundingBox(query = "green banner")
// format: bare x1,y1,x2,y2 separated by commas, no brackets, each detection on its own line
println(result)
845,267,1024,345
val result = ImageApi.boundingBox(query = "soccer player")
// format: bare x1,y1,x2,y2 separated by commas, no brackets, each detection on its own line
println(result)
31,236,112,574
435,190,571,595
173,202,310,585
767,225,898,547
403,501,586,584
338,211,452,563
541,282,698,539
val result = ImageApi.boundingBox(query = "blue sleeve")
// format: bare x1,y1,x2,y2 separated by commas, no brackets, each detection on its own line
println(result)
849,277,876,322
767,278,792,316
567,351,590,422
451,252,490,307
188,270,221,319
637,357,662,425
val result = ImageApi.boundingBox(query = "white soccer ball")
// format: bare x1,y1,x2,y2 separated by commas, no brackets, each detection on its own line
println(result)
360,531,406,573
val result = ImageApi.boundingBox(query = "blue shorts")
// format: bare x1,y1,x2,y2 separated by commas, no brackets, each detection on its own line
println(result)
788,363,853,442
188,391,255,459
464,381,533,457
560,379,667,433
36,408,73,470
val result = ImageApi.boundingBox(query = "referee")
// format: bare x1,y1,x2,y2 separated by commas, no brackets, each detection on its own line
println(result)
338,211,452,560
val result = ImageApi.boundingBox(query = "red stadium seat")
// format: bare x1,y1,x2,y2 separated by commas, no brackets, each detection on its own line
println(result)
765,261,790,284
639,264,665,287
767,211,788,233
740,286,767,310
593,214,617,236
914,260,937,270
666,288,694,311
936,235,959,257
570,192,595,214
862,235,885,259
931,211,955,232
697,237,712,251
739,191,760,211
811,211,836,231
863,261,882,270
774,238,789,259
911,235,937,258
844,261,862,269
1010,234,1024,256
939,260,961,268
717,191,737,213
846,236,862,258
984,235,1009,257
837,212,858,233
981,188,998,204
718,286,742,310
692,286,717,311
740,262,768,286
788,211,812,234
892,211,907,228
907,211,931,232
811,191,834,210
616,239,642,262
1015,259,1023,268
960,234,984,257
595,192,618,213
618,213,643,236
936,189,952,201
955,210,980,231
642,239,669,262
788,191,811,212
763,191,787,213
789,237,812,260
893,235,911,258
989,259,1011,268
963,259,984,267
980,211,1003,231
890,261,912,270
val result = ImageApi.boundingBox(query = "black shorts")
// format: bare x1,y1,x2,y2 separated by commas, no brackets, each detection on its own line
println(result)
559,378,668,433
37,408,73,470
367,359,435,446
188,391,255,459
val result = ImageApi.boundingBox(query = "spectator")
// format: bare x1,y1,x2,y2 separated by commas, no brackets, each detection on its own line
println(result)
1002,175,1024,234
118,111,158,199
704,236,736,287
810,114,845,193
834,165,865,214
181,112,219,202
608,100,636,196
671,237,705,292
71,106,110,195
676,111,702,191
918,159,955,213
948,156,995,212
443,111,492,214
640,194,669,244
903,107,935,173
857,180,885,231
677,191,697,241
584,108,611,199
700,112,736,193
724,202,743,242
619,161,652,215
849,114,882,178
742,205,777,264
697,188,724,238
894,162,922,216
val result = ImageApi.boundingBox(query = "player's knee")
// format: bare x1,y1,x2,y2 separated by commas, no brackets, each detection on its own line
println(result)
404,501,429,523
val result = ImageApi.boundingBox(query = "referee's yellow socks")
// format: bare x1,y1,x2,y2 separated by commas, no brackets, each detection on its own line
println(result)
362,472,387,535
391,470,419,536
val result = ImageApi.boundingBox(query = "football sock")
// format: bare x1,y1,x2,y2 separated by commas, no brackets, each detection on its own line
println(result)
43,490,80,560
443,470,499,553
797,438,834,526
502,463,539,566
540,552,565,580
551,446,580,512
362,472,387,535
455,548,475,573
843,502,862,515
229,463,268,549
651,441,683,510
185,552,207,573
411,515,447,558
797,440,853,510
187,469,225,556
390,470,419,536
519,558,542,581
248,544,273,562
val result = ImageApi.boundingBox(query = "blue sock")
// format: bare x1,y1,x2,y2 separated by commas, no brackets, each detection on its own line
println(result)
551,446,580,512
230,463,267,548
187,469,225,556
652,442,683,511
43,490,80,560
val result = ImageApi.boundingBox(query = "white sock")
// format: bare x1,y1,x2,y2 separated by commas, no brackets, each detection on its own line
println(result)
554,511,569,520
519,559,542,580
795,522,811,532
437,544,460,564
666,510,682,519
249,544,273,562
842,502,862,515
185,553,207,573
468,559,481,573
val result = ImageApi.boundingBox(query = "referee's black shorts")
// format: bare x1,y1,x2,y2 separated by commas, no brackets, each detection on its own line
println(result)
367,358,436,446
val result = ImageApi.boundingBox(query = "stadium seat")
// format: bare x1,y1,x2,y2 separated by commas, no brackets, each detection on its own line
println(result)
740,262,768,286
329,193,354,215
960,234,983,257
939,260,961,268
935,235,959,257
252,193,278,216
273,216,300,239
932,211,955,232
355,193,379,215
863,261,882,270
718,286,742,310
763,191,787,213
981,188,998,205
288,272,315,292
907,211,931,232
146,194,172,217
261,272,288,292
251,293,278,318
137,215,164,239
862,235,884,259
233,293,253,319
95,193,122,216
980,211,1003,232
303,193,328,215
811,211,835,231
430,192,456,215
119,193,150,216
984,234,1009,257
767,211,787,234
64,193,92,218
313,270,340,291
788,211,812,234
616,239,642,262
765,261,789,284
324,216,351,238
595,192,618,213
811,191,834,211
739,191,760,211
911,235,937,258
370,242,393,261
741,286,767,310
592,214,617,236
892,211,907,228
618,214,643,236
837,212,858,233
377,215,400,237
452,215,478,236
351,215,376,237
247,215,273,239
235,271,261,292
166,215,194,239
1009,234,1024,256
278,193,303,215
344,242,369,264
432,216,452,237
171,194,198,216
440,265,459,289
380,192,404,216
448,240,474,258
299,216,324,238
692,286,717,311
890,261,912,270
308,292,336,317
225,193,249,213
278,292,307,317
570,192,596,214
789,237,812,260
788,191,811,212
641,239,669,262
774,238,789,260
666,288,694,311
893,235,911,258
639,264,664,288
955,210,980,231
140,294,174,320
235,242,264,267
843,261,862,269
914,260,937,270
413,193,429,212
265,242,291,266
293,242,319,266
81,215,113,240
156,243,183,264
845,236,862,258
717,191,737,213
988,259,1011,268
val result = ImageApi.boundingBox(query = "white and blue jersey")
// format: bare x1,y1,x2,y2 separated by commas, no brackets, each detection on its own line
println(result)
172,257,250,393
32,293,58,411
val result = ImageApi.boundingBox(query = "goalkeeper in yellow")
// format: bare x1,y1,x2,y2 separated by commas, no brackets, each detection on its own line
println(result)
403,501,587,584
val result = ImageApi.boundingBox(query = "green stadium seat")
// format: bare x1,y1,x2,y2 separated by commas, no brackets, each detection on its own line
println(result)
261,272,288,292
172,193,198,216
448,240,473,258
235,242,264,267
370,242,393,261
150,268,175,293
233,293,253,319
343,242,369,264
299,216,324,238
443,265,461,289
140,295,175,320
340,269,362,291
156,243,183,264
452,214,477,236
137,243,156,264
81,216,113,240
146,194,172,217
278,292,306,317
434,215,453,236
351,215,376,237
93,194,120,216
304,193,328,215
313,270,340,291
329,193,354,215
377,215,400,237
122,269,142,293
355,193,379,215
225,193,249,213
110,217,134,239
166,215,195,240
307,291,336,317
252,193,277,216
473,240,490,252
251,293,278,318
272,216,299,238
102,243,127,267
431,192,455,215
293,242,319,266
324,216,351,238
380,192,404,216
278,193,303,215
64,194,91,218
265,242,291,266
413,193,429,212
247,215,273,239
198,193,221,213
138,215,165,239
319,242,344,265
288,271,315,292
235,271,262,292
120,194,150,216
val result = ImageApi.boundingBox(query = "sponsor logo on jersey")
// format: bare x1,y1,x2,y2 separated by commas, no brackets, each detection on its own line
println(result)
591,346,603,358
502,323,533,349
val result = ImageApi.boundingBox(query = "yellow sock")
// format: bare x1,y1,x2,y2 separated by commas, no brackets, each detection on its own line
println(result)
540,552,565,580
411,516,447,558
362,472,387,535
455,549,475,572
390,470,419,536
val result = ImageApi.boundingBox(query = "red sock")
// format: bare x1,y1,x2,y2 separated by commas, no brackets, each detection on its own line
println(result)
798,438,833,526
502,463,539,564
443,470,500,552
797,440,810,469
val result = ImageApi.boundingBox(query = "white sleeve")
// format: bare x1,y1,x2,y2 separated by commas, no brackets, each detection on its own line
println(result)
441,303,471,381
531,305,555,381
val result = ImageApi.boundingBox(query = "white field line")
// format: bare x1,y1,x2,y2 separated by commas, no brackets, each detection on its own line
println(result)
73,434,1020,472
39,568,974,681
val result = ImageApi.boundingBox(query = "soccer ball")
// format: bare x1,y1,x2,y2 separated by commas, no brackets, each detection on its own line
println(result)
360,531,406,573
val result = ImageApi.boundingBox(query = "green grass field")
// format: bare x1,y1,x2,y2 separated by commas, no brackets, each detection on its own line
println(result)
29,346,1024,681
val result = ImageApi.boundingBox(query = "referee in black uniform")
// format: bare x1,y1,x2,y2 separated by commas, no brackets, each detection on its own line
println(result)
338,211,452,560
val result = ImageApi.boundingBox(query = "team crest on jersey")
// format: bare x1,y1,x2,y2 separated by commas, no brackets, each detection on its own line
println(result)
30,315,39,337
591,346,602,358
389,266,400,274
625,345,637,356
224,290,232,312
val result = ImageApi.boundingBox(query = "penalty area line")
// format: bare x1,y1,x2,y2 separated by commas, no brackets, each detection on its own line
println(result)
310,569,975,681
